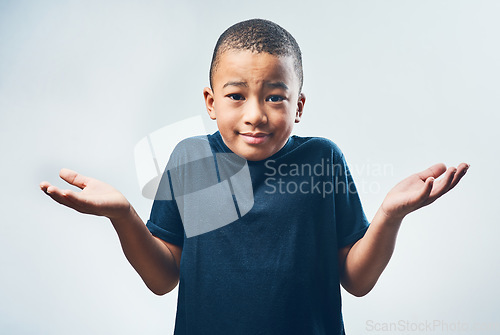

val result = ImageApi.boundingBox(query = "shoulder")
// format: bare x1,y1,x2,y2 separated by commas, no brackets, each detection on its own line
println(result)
167,135,213,167
174,134,211,149
290,135,344,158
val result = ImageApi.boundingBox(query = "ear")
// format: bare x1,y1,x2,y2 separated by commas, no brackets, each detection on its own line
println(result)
203,87,216,120
294,92,306,123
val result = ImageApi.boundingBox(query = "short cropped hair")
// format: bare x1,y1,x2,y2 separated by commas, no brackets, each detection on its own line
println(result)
209,19,303,92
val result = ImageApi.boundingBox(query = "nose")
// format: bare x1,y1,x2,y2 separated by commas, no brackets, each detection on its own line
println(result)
243,99,267,127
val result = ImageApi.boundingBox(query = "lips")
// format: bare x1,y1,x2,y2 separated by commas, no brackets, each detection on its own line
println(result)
239,132,270,145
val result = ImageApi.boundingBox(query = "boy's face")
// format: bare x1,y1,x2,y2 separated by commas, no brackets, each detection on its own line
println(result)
204,50,305,161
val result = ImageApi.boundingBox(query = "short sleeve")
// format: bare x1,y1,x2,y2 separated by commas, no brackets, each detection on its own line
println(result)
333,152,370,248
146,168,185,247
145,135,217,247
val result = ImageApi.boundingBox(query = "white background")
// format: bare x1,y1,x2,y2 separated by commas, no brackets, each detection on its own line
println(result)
1,0,499,334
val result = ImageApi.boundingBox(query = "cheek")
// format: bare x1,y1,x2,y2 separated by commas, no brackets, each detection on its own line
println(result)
272,111,296,129
215,112,237,134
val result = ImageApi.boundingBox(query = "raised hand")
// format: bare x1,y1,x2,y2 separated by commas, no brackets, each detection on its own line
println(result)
380,163,469,220
40,168,131,220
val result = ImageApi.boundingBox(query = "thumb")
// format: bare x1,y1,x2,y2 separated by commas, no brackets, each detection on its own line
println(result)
59,168,90,190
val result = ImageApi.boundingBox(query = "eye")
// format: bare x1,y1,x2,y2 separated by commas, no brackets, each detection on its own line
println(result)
227,93,245,101
266,95,285,102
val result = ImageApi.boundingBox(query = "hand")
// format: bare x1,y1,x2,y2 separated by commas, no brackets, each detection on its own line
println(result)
380,163,469,221
40,168,131,220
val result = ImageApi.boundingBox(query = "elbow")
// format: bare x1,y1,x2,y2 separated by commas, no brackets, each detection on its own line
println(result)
341,279,376,298
151,288,169,296
346,286,372,297
147,279,179,296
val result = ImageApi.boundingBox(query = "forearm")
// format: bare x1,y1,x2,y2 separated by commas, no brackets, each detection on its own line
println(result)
110,206,180,295
340,163,468,297
341,208,403,297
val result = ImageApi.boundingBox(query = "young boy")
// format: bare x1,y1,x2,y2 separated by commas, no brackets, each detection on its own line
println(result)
40,19,468,334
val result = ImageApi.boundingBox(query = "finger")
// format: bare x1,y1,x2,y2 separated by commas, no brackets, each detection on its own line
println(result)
417,163,447,181
40,181,51,193
59,168,90,190
63,188,91,207
43,185,81,209
414,176,434,205
40,183,71,197
428,166,456,200
448,163,469,191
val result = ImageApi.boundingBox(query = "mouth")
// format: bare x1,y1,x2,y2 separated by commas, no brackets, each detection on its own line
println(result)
239,132,270,145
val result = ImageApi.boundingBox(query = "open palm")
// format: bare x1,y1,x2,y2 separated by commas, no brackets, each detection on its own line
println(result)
381,163,469,220
40,168,130,220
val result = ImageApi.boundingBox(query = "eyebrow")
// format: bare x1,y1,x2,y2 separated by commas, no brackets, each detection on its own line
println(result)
223,81,248,88
222,81,289,90
264,81,289,91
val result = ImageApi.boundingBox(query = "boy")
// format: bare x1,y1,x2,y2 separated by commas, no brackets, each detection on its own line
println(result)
40,19,468,334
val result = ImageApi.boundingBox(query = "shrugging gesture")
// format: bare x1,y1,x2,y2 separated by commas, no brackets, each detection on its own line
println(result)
40,168,130,219
340,162,469,297
381,163,469,220
40,168,181,295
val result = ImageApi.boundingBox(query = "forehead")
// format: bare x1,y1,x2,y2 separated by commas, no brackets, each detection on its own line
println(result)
213,50,298,90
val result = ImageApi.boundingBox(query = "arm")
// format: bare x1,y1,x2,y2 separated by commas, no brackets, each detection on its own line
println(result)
40,168,181,295
339,162,469,297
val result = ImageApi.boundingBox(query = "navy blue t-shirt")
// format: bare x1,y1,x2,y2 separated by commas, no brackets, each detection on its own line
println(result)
147,131,370,335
